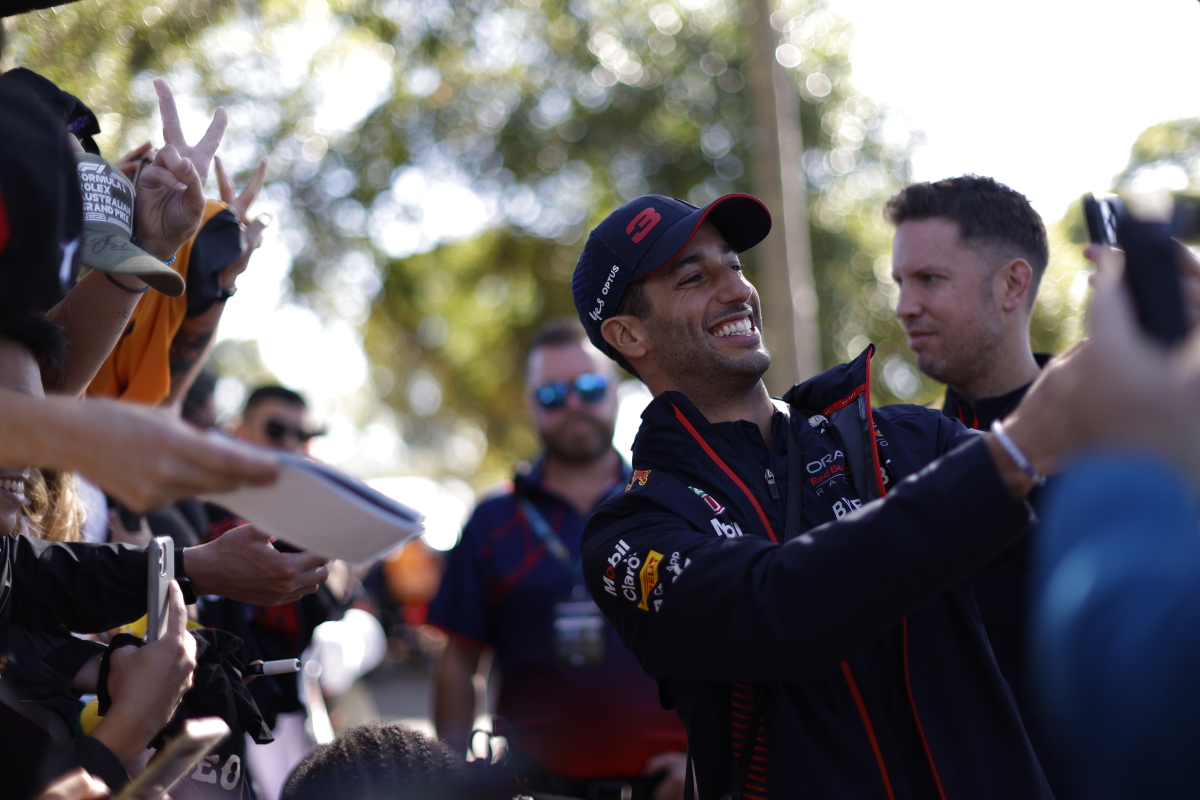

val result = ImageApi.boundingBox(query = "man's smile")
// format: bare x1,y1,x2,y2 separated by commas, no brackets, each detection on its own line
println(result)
706,308,761,345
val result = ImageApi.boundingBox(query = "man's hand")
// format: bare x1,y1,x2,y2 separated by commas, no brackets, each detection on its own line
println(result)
64,399,277,512
0,392,278,511
113,141,152,179
215,156,269,240
645,752,688,800
133,79,227,261
91,582,197,766
184,524,330,606
1053,245,1200,483
213,155,271,285
35,769,110,800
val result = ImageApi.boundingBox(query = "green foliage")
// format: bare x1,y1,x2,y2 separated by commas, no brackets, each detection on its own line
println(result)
6,0,925,482
1025,116,1200,368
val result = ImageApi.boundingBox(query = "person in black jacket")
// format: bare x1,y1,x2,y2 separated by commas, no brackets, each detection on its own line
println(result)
571,193,1074,798
887,175,1061,790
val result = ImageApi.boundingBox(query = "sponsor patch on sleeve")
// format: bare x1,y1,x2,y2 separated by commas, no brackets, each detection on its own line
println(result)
625,469,652,491
687,485,725,515
636,550,663,611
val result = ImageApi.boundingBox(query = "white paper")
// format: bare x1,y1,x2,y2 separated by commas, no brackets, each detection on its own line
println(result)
202,454,424,565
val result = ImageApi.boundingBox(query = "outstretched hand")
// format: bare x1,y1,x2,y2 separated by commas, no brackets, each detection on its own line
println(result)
133,79,228,261
1066,245,1200,482
184,524,331,606
214,155,272,279
64,397,278,511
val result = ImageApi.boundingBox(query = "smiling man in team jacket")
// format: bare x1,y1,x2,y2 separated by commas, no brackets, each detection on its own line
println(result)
573,193,1072,799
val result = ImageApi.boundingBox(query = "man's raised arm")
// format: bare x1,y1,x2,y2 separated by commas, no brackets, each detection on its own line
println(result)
583,435,1033,684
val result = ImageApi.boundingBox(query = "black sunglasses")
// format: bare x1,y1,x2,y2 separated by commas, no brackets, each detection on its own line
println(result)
265,418,324,444
534,373,610,410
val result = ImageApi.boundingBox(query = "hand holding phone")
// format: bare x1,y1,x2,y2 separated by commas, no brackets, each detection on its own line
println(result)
91,582,197,766
110,717,230,800
146,536,174,643
1082,192,1190,346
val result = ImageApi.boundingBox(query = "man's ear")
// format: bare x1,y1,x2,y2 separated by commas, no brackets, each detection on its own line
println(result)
601,315,650,365
999,258,1034,312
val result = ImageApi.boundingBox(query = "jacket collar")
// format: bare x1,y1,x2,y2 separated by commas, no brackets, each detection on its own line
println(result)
782,345,873,416
632,345,878,470
941,353,1052,431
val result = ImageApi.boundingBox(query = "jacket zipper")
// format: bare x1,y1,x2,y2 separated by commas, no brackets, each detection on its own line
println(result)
764,412,783,500
764,469,779,499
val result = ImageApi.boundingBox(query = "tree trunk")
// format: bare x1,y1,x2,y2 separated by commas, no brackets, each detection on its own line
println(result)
745,0,822,393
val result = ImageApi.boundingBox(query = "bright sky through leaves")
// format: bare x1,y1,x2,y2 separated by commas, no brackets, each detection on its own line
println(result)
832,0,1200,219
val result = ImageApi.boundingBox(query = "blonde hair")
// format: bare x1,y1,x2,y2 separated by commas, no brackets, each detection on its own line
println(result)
20,469,85,543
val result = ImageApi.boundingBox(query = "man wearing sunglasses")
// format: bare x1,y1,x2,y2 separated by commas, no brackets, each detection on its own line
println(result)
235,385,324,454
203,384,341,798
430,320,689,800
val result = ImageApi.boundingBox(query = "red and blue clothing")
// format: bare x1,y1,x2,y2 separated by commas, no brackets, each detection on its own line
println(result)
582,348,1053,798
428,457,688,778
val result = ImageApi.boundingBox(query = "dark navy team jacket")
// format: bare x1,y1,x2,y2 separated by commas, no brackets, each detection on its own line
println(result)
581,347,1053,800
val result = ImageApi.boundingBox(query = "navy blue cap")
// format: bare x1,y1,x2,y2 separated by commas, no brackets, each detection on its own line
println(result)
573,193,771,357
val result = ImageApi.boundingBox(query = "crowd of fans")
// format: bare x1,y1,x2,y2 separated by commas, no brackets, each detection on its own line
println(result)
7,1,1200,800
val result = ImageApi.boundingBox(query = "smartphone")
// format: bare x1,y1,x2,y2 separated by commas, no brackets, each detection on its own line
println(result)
146,537,174,643
1083,193,1122,247
1082,192,1190,346
110,717,231,800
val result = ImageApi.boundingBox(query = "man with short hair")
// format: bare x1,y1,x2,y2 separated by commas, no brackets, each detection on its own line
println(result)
430,319,688,799
885,175,1056,788
203,383,339,799
575,192,1076,797
235,385,322,454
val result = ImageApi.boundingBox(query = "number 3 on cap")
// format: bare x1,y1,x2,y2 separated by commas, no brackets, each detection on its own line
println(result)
627,207,661,243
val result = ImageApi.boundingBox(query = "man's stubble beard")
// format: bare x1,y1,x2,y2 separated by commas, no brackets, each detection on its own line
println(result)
645,307,771,401
541,412,615,464
919,293,1006,392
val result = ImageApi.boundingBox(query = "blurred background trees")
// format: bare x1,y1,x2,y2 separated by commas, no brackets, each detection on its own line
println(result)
5,0,1126,490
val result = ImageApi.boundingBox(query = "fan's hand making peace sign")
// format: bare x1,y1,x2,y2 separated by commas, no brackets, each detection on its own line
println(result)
133,79,227,262
215,154,271,254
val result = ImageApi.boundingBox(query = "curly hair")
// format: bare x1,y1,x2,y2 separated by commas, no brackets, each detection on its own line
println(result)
20,469,83,542
281,722,465,800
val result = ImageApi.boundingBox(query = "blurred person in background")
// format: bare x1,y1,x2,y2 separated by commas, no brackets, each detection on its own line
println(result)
201,383,347,800
233,385,323,455
886,175,1063,790
1031,244,1200,799
429,319,688,800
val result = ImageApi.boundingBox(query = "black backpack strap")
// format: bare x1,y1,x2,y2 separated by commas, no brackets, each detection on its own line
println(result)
684,750,695,800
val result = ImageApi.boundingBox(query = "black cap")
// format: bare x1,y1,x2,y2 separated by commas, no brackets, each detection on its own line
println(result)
0,68,100,154
0,81,82,319
0,1,86,18
572,193,772,357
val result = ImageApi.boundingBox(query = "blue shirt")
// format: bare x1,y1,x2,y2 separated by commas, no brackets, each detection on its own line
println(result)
428,456,687,778
1033,454,1200,798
